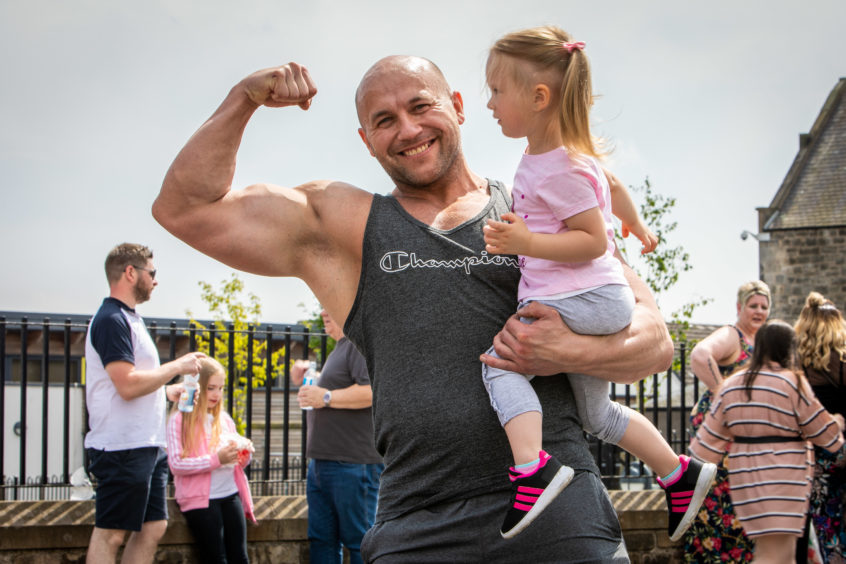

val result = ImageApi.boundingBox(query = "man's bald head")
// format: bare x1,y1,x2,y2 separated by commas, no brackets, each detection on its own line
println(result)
355,56,452,125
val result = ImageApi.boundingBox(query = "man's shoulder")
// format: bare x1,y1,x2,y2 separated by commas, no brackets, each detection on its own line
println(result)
90,298,133,332
310,180,374,243
313,180,375,207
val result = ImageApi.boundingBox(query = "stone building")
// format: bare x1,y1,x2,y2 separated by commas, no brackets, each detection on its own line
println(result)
755,77,846,321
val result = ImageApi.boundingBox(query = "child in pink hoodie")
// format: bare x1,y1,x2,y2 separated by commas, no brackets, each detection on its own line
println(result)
167,357,255,563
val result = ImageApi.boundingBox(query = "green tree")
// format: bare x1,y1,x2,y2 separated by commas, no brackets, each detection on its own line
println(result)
186,274,284,434
617,177,712,365
296,300,336,359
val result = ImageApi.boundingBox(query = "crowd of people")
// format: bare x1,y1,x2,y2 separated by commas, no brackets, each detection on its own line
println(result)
79,21,845,564
685,283,846,564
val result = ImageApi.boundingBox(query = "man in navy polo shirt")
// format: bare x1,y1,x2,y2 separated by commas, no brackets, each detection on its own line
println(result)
84,243,204,564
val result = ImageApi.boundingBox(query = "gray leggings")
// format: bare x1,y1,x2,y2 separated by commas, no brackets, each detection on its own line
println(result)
482,284,636,444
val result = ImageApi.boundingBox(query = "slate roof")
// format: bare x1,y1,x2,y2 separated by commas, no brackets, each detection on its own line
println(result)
762,78,846,230
669,322,721,345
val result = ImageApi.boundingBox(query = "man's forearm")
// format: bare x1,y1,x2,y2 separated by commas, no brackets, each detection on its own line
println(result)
113,356,199,401
583,264,674,381
540,262,672,381
481,269,673,382
561,305,673,382
118,366,179,401
327,384,372,410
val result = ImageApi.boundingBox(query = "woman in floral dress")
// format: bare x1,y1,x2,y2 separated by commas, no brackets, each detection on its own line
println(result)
795,292,846,564
684,281,770,563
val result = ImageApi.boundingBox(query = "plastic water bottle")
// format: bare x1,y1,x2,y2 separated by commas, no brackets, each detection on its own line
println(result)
178,374,199,413
301,361,317,411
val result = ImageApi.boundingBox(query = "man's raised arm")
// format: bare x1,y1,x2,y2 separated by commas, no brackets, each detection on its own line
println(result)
481,263,673,382
152,63,323,277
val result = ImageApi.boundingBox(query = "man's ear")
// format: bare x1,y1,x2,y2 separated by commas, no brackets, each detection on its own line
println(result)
358,128,376,157
451,91,466,125
533,84,551,111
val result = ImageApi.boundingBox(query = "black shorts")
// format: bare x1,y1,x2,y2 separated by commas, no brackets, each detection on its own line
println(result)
86,446,169,531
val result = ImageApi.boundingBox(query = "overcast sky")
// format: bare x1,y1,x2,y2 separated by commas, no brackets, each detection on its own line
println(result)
2,0,844,327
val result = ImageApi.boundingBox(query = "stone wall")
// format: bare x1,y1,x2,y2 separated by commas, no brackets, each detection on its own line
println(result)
0,491,681,563
758,226,846,321
614,490,685,564
0,496,309,564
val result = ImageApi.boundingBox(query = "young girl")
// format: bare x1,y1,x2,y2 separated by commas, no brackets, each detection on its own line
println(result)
481,24,716,540
166,358,256,563
690,320,845,563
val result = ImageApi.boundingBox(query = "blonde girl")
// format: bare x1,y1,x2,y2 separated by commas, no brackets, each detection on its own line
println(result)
167,357,255,563
481,24,716,540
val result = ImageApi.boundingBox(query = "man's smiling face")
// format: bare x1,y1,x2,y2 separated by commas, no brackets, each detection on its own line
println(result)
356,57,465,191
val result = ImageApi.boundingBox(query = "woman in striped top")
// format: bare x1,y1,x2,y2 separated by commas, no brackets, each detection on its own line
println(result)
690,320,845,564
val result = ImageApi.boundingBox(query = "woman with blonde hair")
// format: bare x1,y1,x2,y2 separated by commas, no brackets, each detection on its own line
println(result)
167,357,255,563
795,292,846,563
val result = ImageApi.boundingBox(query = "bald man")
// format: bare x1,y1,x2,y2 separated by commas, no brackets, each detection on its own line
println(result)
154,58,672,562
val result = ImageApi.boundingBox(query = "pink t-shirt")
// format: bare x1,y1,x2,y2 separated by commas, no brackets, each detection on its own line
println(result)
512,146,627,301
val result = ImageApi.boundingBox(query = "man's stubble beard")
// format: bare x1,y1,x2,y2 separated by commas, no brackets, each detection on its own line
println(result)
133,280,153,304
381,136,462,191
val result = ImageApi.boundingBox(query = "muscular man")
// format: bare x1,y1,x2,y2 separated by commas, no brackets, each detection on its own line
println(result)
154,58,672,562
84,243,204,563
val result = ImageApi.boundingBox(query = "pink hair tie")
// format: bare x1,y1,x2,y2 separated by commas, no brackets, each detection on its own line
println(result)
562,41,585,53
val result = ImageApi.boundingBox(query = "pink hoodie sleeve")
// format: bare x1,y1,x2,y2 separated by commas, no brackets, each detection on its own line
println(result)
166,412,222,476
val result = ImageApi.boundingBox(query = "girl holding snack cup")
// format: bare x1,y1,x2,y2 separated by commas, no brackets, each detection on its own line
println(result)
167,357,255,563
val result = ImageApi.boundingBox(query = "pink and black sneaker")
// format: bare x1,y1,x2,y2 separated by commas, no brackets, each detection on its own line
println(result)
500,451,574,539
658,454,717,542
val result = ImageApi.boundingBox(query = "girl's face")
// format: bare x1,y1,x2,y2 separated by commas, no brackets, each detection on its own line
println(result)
738,294,770,334
205,371,225,411
486,62,532,139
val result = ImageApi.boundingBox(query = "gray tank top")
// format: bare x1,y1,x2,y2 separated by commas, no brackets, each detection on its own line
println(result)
345,179,598,521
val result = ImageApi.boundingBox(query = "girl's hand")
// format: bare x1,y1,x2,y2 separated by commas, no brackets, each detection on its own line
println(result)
484,213,531,255
217,441,239,465
622,220,658,254
236,439,254,466
165,383,184,403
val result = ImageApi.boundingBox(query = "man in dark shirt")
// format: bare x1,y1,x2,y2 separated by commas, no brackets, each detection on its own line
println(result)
84,243,203,563
292,309,382,564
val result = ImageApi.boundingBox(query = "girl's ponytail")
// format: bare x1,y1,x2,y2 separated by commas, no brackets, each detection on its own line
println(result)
489,25,601,157
559,44,595,157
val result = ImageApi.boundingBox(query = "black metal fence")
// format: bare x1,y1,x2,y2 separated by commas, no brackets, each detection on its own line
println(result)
1,315,701,500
